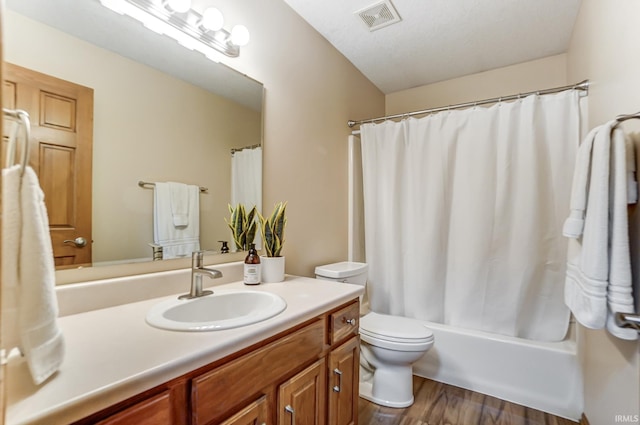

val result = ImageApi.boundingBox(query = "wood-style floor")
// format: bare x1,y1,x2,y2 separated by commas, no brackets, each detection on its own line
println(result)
358,376,579,425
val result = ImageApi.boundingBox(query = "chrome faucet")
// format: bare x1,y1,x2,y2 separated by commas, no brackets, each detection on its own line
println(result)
179,251,223,299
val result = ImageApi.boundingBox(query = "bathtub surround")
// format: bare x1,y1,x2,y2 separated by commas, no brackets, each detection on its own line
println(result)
360,90,582,342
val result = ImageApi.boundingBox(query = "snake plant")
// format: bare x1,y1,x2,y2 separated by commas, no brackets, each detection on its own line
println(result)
225,204,257,251
258,201,287,257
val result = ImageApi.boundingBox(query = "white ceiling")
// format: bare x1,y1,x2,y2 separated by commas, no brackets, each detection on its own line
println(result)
283,0,582,94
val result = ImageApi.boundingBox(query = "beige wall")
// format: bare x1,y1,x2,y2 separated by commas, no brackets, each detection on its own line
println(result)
567,0,640,422
386,54,567,115
214,0,385,276
4,11,261,264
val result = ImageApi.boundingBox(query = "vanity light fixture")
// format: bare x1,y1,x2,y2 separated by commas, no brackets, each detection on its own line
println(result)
98,0,250,60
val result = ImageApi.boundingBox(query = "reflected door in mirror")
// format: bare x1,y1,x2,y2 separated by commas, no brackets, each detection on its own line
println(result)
3,63,94,268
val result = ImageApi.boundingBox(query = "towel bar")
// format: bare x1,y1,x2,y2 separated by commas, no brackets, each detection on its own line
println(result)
614,312,640,332
3,108,31,176
138,180,208,193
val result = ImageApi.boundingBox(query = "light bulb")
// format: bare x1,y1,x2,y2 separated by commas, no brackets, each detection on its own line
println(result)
164,0,191,13
230,25,250,46
200,8,224,31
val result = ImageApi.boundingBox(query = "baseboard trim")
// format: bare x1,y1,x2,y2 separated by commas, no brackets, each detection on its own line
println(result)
580,413,590,425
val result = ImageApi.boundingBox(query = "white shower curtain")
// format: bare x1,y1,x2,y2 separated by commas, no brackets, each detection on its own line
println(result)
231,147,262,248
231,146,262,211
361,91,582,342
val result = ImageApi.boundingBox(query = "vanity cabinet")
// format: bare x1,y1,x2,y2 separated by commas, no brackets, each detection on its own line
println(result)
71,299,360,425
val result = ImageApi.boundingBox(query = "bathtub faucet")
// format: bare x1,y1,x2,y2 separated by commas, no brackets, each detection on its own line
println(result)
179,251,222,299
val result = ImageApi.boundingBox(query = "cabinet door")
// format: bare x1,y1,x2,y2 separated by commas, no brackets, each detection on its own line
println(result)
328,337,359,425
278,359,326,425
220,395,269,425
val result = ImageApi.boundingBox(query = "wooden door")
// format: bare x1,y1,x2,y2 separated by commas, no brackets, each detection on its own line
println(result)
3,63,93,268
278,359,326,425
327,337,359,425
219,395,269,425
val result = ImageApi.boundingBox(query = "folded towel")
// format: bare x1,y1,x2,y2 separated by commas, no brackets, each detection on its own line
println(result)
168,182,189,227
154,182,200,259
563,122,637,340
2,165,65,384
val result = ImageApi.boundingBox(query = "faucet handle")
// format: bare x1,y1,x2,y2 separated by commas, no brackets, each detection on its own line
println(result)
192,250,204,268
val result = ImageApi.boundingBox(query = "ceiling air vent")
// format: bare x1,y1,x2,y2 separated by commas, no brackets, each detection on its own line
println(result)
355,0,401,32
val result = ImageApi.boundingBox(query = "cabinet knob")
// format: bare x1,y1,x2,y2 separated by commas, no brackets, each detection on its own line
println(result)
332,368,343,392
344,317,356,325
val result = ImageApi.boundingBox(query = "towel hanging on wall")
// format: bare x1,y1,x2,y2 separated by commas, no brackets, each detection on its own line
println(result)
153,182,201,259
563,120,638,340
1,165,65,384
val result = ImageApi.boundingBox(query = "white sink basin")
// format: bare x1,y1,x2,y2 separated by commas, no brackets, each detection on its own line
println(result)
146,290,287,331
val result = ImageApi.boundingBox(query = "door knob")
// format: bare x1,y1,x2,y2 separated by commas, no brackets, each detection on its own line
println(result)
63,237,88,247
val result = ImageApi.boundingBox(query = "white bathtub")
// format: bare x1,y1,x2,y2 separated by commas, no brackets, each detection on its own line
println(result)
412,320,583,421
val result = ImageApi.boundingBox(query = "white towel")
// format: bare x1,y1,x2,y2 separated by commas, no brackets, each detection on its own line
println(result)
168,182,189,227
563,122,638,340
626,134,638,204
2,165,65,384
153,182,200,259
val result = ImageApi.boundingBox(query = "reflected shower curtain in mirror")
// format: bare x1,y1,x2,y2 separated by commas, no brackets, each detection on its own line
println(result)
361,91,582,342
231,146,262,247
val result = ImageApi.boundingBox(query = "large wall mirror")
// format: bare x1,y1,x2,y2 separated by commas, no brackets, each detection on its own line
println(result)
4,0,263,277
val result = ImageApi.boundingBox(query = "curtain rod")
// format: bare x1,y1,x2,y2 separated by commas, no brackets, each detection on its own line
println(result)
231,143,261,154
347,79,590,128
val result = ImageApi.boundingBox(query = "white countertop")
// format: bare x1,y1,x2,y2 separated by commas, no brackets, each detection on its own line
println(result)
6,275,363,425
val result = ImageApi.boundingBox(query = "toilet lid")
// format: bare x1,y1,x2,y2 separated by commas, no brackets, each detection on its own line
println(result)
360,312,433,343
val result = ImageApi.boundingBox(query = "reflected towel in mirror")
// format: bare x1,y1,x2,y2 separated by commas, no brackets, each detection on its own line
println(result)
154,182,200,259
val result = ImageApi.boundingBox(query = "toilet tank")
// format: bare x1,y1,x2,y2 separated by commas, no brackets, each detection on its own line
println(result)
315,262,368,286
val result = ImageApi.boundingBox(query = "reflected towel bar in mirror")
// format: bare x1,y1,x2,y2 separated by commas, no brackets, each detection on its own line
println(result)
138,180,208,193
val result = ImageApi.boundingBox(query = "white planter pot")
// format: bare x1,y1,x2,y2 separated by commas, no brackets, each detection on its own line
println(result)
260,256,285,283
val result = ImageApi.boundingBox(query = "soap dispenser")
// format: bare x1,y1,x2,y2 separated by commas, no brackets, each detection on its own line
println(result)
243,243,261,285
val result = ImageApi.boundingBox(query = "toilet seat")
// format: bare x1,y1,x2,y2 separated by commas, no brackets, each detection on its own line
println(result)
359,312,434,351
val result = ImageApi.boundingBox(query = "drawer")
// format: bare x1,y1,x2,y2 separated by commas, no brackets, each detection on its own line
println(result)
191,319,325,425
329,301,359,345
95,391,172,425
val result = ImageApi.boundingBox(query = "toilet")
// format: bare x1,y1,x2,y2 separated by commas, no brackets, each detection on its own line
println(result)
315,261,434,408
